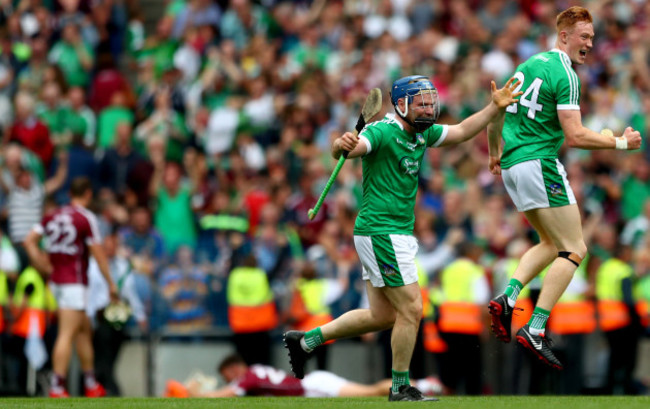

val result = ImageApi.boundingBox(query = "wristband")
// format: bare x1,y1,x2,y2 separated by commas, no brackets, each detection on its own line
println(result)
615,137,627,150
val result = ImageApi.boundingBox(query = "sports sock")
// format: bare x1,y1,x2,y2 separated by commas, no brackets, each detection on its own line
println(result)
504,278,524,307
391,369,410,393
301,327,324,352
50,373,66,393
528,307,551,335
84,371,98,389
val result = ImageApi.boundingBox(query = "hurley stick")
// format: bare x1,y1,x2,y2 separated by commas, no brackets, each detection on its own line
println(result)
308,88,382,220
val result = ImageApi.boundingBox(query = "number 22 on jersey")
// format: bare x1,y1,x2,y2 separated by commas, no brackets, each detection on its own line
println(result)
45,214,79,255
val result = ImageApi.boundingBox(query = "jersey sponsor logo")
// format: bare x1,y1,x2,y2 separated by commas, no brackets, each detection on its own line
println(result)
395,137,422,151
399,157,420,175
548,183,563,196
382,263,398,276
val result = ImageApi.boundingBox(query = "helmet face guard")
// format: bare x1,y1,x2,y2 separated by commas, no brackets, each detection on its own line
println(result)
390,75,440,132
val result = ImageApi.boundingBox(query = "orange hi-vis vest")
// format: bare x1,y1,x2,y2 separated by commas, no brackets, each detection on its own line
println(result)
438,259,485,335
227,266,278,334
512,294,534,332
424,286,448,353
596,258,633,332
548,300,596,334
638,300,650,328
11,267,47,338
634,275,650,328
291,278,334,333
418,260,447,353
547,258,596,335
422,320,447,353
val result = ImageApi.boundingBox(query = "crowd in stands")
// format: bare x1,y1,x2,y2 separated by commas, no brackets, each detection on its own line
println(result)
0,0,649,396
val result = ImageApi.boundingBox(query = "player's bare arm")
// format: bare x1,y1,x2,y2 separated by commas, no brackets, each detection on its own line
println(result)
440,78,522,147
23,230,53,276
89,243,119,302
558,110,642,150
187,382,238,398
487,112,506,175
332,131,367,159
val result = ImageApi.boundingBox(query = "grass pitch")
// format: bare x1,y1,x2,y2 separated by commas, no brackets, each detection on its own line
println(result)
0,396,648,409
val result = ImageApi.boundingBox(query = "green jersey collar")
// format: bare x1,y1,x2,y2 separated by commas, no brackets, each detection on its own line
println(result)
550,48,569,59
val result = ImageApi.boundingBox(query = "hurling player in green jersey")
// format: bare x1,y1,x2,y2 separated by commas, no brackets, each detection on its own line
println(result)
487,6,641,370
284,75,521,401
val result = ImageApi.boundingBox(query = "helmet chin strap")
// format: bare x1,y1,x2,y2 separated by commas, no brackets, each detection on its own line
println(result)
394,98,409,118
410,116,435,132
395,102,435,133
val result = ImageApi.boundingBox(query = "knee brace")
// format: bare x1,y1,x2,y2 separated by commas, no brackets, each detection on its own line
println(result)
558,251,583,267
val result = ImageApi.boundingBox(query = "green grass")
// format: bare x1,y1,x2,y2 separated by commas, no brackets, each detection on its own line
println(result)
0,396,649,409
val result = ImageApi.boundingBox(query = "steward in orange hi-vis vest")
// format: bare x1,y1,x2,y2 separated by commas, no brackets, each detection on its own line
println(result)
435,242,489,395
10,267,48,338
227,265,278,334
596,258,633,332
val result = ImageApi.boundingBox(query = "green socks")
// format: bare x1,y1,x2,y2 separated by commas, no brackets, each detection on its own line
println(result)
301,328,325,352
528,307,551,335
504,278,524,307
391,369,410,393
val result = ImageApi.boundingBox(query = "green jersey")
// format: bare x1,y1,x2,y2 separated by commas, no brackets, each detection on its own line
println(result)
48,41,95,87
501,49,581,169
354,115,447,236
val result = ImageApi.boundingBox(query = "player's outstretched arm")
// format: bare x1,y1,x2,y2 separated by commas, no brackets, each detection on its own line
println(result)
188,383,238,398
440,78,521,147
559,110,642,150
487,111,505,175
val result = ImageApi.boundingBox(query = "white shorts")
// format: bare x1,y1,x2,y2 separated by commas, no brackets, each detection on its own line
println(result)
49,283,88,310
302,370,348,397
354,234,419,288
502,158,576,212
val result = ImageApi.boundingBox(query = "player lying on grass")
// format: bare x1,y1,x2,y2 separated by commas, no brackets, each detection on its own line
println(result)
165,353,442,399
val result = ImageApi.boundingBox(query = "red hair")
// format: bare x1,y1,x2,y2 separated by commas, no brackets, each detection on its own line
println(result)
556,6,593,32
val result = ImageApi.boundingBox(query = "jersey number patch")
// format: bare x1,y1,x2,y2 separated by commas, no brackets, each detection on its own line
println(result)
506,72,544,120
250,366,287,385
45,214,78,255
